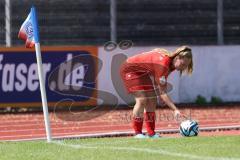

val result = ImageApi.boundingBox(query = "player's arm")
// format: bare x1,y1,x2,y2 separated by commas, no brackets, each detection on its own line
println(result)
159,92,178,111
160,92,181,119
157,81,181,119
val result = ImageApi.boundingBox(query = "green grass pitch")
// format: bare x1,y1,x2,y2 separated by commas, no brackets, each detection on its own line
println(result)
0,135,239,160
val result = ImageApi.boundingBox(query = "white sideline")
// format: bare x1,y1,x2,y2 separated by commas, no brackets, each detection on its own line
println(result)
53,141,240,160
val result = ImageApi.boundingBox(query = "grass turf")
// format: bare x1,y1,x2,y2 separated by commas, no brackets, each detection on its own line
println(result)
0,135,239,160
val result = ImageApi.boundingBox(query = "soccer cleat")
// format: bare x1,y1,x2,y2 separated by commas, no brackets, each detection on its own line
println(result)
134,134,146,139
147,133,161,139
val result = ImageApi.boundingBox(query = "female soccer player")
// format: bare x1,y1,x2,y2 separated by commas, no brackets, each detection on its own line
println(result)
120,46,193,138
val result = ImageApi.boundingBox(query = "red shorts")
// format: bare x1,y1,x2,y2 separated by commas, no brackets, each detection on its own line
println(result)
120,63,155,93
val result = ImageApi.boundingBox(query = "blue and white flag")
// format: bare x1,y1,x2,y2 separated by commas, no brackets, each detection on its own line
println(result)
18,7,39,48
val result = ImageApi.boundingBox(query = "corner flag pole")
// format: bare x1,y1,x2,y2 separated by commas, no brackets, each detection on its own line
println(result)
32,6,52,142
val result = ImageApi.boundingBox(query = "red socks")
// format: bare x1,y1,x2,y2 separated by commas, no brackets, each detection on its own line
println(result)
132,117,143,134
132,112,156,136
144,112,156,136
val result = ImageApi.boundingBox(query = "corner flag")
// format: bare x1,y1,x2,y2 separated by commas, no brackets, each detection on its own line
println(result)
18,6,52,142
18,7,39,48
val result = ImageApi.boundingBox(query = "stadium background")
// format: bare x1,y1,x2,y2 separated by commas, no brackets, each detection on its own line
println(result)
0,0,239,140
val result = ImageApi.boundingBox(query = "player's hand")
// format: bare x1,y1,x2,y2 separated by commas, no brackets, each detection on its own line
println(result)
174,109,181,119
174,109,187,121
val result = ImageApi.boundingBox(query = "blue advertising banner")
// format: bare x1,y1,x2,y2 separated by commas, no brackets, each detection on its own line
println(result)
0,46,98,107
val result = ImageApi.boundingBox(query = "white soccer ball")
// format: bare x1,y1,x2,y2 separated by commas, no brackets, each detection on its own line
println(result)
179,120,199,137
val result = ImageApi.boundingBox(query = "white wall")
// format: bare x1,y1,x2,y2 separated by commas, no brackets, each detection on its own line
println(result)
180,46,240,102
98,46,240,105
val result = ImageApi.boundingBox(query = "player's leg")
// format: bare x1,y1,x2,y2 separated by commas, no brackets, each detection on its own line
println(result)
144,91,159,137
132,91,147,137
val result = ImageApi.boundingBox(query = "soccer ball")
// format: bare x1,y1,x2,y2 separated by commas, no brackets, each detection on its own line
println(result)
179,120,199,137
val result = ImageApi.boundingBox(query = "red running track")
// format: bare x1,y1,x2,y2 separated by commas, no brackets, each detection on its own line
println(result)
0,105,239,141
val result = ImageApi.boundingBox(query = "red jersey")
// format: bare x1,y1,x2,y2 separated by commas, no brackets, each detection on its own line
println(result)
125,49,173,85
